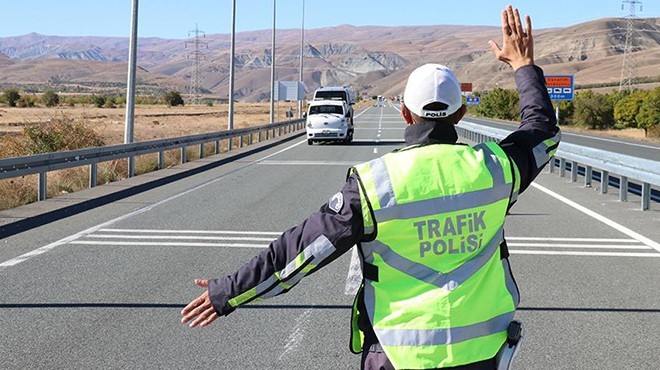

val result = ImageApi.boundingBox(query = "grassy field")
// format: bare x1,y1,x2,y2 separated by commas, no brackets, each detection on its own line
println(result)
0,102,307,211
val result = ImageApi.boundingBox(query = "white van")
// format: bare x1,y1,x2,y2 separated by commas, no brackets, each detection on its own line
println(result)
313,86,356,125
305,99,354,145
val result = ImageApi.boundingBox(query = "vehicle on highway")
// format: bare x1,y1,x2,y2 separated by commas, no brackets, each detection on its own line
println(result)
313,86,356,125
305,99,354,145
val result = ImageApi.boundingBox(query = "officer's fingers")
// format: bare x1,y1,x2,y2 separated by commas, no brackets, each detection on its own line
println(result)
200,310,219,327
506,6,517,37
513,8,524,36
525,15,533,39
488,40,502,58
500,9,510,38
181,291,207,316
189,306,215,328
195,279,209,288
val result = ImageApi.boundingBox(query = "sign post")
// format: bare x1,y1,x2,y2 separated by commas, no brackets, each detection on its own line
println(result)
545,75,574,125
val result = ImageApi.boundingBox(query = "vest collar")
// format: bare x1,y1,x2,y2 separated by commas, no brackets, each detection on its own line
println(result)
404,121,458,146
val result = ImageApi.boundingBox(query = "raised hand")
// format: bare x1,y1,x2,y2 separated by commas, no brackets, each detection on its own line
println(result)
489,5,534,71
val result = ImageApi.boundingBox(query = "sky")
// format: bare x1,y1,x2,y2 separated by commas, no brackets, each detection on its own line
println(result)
0,0,657,39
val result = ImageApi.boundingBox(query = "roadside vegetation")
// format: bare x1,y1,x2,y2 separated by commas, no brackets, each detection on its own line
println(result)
0,89,302,211
467,86,660,138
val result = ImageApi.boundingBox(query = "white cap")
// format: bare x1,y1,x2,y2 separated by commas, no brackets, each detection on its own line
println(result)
403,64,462,119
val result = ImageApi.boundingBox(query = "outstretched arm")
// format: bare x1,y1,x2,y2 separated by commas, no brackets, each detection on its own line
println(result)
181,176,365,328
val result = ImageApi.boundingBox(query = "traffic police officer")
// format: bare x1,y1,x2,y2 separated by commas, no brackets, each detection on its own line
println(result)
182,5,560,369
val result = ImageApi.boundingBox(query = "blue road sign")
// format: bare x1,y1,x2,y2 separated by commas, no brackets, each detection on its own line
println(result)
466,96,480,106
545,75,574,101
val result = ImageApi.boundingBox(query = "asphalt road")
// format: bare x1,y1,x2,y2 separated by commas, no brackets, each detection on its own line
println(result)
1,105,659,369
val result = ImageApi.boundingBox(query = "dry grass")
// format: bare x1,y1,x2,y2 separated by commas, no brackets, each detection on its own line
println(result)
0,102,304,211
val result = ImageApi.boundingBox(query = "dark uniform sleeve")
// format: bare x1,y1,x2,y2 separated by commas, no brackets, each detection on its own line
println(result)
208,175,365,316
499,65,561,194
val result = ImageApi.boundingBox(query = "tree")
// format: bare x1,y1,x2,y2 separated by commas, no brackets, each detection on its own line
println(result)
42,90,60,107
163,91,184,107
573,90,614,130
2,89,21,107
635,87,660,137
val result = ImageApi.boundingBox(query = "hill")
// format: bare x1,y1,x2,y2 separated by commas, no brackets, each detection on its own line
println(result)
0,18,658,101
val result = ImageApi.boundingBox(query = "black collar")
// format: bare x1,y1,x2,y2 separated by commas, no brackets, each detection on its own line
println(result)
404,121,459,145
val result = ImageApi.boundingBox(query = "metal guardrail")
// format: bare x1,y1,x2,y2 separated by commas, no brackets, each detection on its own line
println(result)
457,120,660,211
0,118,305,202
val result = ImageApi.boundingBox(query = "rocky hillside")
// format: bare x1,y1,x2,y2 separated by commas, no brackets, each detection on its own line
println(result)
0,18,658,101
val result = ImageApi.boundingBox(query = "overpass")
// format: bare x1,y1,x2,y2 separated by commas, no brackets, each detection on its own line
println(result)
0,105,659,369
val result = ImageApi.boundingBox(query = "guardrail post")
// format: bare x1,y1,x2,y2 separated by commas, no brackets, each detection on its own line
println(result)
215,140,220,155
181,147,187,164
199,144,204,159
38,171,47,201
249,133,254,145
158,151,164,170
584,166,592,187
571,161,578,182
619,176,628,202
600,170,609,194
559,158,566,178
548,158,555,173
240,135,244,148
641,182,650,210
89,163,98,188
128,157,135,178
228,138,233,151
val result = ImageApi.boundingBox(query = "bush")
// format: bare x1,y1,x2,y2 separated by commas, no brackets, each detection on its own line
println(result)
22,117,105,154
474,88,519,121
42,90,60,107
91,95,106,108
163,91,184,107
17,96,36,108
2,89,21,107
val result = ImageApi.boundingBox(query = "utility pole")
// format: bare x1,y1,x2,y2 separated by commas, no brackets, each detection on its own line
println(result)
620,0,643,91
124,0,139,178
270,0,276,124
298,0,305,118
228,0,236,130
185,24,207,105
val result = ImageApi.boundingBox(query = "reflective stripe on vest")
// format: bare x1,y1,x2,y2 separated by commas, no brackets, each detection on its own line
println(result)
352,142,519,369
228,234,336,307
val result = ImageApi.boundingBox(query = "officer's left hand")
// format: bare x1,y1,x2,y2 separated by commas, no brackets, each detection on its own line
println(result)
181,279,219,328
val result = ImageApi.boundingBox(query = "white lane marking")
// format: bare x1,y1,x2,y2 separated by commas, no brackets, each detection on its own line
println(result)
507,237,639,242
373,148,378,154
0,140,307,270
100,229,281,235
345,246,362,295
510,250,660,257
507,243,650,250
354,107,372,118
531,182,660,252
88,234,276,241
257,160,356,166
278,309,312,362
70,241,268,248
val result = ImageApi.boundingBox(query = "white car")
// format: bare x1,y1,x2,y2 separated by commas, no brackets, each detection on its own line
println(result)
305,100,354,145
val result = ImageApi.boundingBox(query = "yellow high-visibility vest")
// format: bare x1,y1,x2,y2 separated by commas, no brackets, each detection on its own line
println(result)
350,142,521,369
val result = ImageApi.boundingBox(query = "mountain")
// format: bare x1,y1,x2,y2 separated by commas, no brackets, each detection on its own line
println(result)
0,18,659,101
